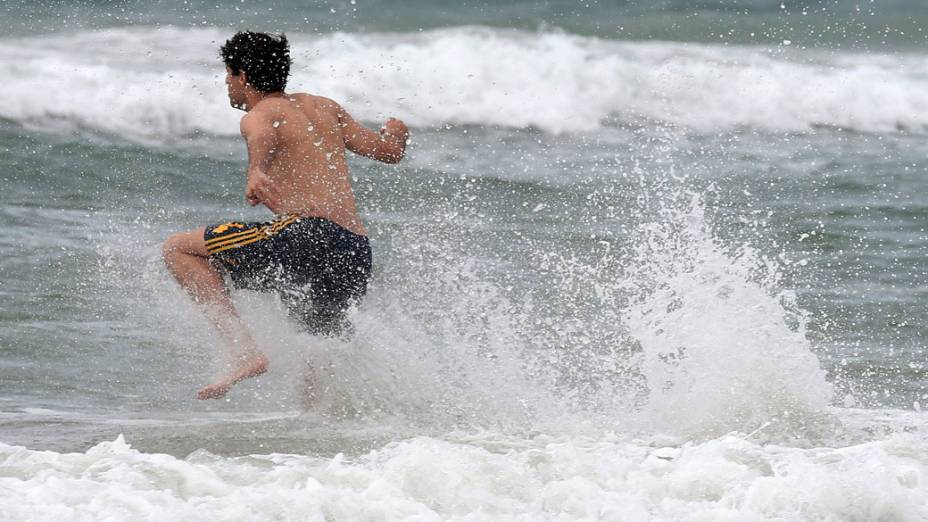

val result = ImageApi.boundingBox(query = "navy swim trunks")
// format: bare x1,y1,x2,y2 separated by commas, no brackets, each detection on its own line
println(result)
204,214,372,336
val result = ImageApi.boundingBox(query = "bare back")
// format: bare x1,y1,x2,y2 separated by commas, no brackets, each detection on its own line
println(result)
247,94,365,236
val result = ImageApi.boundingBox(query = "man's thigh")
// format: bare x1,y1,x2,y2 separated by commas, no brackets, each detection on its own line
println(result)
165,227,209,257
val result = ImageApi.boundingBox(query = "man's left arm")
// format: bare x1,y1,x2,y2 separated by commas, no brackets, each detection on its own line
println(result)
240,112,281,211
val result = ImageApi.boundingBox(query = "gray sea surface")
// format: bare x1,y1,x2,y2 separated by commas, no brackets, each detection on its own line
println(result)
0,5,927,519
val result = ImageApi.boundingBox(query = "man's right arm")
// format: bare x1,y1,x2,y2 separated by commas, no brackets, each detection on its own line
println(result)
240,111,281,211
334,102,409,164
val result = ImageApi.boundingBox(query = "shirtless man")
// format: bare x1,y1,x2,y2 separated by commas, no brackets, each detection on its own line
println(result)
161,31,409,400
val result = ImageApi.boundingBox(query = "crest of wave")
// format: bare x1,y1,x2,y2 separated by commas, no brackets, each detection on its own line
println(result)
5,26,928,141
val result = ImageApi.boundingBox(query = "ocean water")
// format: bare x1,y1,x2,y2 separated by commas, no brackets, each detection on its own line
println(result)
2,1,928,520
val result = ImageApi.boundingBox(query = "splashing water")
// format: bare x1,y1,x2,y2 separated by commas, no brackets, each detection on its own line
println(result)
95,176,839,446
622,193,834,440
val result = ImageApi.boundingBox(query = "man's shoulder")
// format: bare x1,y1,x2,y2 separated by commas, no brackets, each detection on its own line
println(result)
240,107,271,125
291,93,342,111
239,105,279,135
245,94,343,126
242,96,296,121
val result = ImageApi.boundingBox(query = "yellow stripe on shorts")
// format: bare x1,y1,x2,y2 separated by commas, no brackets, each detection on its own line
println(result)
206,227,259,247
206,215,300,255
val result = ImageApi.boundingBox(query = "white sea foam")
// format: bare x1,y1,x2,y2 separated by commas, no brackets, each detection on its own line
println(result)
1,426,927,521
3,26,928,140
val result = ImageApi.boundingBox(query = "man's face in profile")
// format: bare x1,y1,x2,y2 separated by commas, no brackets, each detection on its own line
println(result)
225,67,247,109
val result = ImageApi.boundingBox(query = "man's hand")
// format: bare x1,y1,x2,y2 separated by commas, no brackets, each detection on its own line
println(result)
245,169,280,212
380,118,409,147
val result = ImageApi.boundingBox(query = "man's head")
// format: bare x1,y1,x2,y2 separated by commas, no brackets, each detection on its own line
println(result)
220,31,292,107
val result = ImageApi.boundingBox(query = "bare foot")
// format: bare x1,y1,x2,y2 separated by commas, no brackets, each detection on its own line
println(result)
197,354,269,400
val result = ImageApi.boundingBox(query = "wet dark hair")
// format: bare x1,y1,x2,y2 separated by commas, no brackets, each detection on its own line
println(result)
220,31,292,93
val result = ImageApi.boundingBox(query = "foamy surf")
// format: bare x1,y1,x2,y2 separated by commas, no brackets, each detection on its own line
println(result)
1,424,926,522
3,26,928,141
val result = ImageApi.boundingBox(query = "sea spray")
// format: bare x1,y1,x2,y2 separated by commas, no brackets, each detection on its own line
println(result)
280,185,841,443
312,212,562,429
93,165,839,444
623,193,835,440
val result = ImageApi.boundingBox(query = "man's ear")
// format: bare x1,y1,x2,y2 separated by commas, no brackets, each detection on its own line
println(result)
240,71,249,87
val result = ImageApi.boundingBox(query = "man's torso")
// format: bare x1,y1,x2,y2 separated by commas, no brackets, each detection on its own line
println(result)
249,93,367,236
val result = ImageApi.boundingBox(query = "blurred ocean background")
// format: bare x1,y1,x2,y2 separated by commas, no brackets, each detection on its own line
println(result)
2,1,928,519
